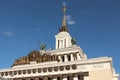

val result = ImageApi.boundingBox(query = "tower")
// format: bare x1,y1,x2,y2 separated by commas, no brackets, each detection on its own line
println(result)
55,5,72,49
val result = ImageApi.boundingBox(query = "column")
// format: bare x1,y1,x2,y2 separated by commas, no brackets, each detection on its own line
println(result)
52,76,57,80
64,39,66,48
64,54,68,62
58,40,59,49
73,53,77,60
58,55,62,62
73,74,78,80
59,40,63,48
56,40,58,49
70,53,74,61
77,53,81,60
62,75,67,80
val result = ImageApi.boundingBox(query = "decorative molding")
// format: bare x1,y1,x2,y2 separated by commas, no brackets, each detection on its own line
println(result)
72,64,77,70
60,66,64,71
92,63,104,69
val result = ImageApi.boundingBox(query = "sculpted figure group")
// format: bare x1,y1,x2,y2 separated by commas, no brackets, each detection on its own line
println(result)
13,51,59,66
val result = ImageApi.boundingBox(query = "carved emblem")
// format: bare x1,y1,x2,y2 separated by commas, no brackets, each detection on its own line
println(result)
54,67,58,71
29,51,39,61
38,68,41,73
72,64,77,70
43,68,47,72
48,67,52,72
66,65,70,70
60,66,64,71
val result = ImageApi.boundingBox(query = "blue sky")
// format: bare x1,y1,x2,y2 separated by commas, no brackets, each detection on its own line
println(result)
0,0,120,75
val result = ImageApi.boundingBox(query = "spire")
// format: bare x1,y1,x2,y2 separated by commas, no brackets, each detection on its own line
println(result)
59,4,69,32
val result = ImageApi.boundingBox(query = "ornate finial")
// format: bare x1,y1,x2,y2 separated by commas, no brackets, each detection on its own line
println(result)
62,2,67,14
59,2,69,32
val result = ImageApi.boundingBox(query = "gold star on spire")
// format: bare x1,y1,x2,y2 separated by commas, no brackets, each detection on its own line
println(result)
59,5,69,32
62,6,67,14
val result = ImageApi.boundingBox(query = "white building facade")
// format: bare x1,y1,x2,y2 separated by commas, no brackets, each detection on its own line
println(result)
0,5,119,80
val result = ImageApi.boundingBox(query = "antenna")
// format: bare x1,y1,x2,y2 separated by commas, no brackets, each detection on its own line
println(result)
38,38,41,50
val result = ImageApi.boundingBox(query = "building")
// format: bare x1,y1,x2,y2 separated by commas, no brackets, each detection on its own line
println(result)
0,5,119,80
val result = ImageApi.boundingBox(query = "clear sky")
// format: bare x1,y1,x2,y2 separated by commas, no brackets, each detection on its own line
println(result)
0,0,120,75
